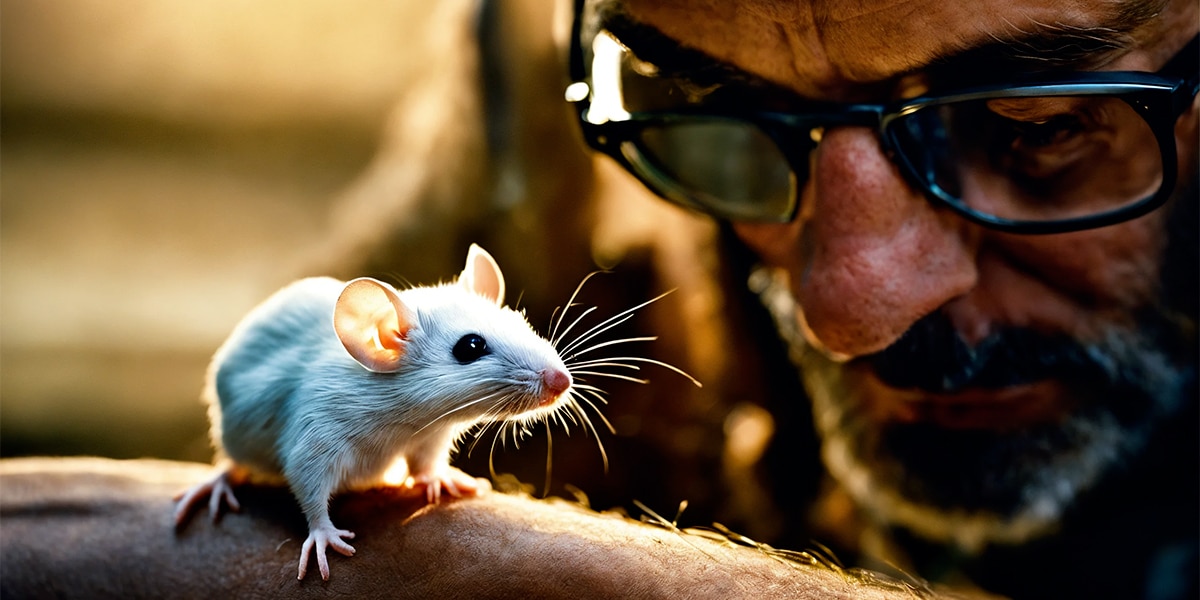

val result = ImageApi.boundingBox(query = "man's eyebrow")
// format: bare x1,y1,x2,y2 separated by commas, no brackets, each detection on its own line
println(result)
589,1,780,91
1026,0,1164,62
587,0,1167,91
929,15,1158,83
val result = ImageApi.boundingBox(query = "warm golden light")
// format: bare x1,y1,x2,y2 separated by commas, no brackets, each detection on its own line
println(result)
381,457,410,486
584,31,632,125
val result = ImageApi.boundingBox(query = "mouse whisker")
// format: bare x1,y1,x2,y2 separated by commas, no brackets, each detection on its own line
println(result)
572,370,651,385
466,405,512,458
549,271,606,346
558,414,575,440
557,313,636,357
570,390,616,433
571,382,610,392
412,390,508,438
565,336,658,360
566,393,612,470
550,405,575,432
556,289,674,356
563,404,583,429
570,384,611,402
578,356,703,388
486,421,509,480
565,359,642,370
548,304,567,343
566,399,592,431
502,421,524,450
542,421,554,497
475,390,523,456
466,421,495,458
473,394,520,440
548,301,589,347
553,306,603,351
488,419,516,463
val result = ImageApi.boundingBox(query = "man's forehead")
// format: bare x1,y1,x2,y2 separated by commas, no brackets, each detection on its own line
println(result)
613,0,1167,97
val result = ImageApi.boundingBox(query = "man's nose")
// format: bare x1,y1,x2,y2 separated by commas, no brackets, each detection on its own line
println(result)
795,126,978,357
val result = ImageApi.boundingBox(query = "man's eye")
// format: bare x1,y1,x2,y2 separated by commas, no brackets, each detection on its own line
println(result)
1006,114,1086,151
978,103,1111,183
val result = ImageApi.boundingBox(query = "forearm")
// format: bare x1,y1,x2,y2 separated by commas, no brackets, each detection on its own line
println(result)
0,457,972,599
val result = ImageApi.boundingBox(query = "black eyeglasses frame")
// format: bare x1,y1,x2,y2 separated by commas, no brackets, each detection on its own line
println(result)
566,1,1200,234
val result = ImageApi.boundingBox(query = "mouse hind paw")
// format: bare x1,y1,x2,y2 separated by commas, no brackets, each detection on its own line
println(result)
173,470,241,528
297,524,356,580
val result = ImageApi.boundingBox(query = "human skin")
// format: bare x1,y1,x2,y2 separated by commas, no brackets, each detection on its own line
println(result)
0,457,985,599
617,0,1199,561
624,4,1199,402
622,0,1198,363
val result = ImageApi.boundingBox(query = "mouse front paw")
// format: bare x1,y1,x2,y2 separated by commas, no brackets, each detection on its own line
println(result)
412,466,481,504
298,524,356,581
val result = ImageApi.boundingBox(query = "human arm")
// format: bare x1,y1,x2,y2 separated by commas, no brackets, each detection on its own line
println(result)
0,457,987,599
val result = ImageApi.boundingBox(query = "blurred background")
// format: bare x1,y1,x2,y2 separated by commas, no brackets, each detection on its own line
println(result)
0,0,799,539
1,0,441,461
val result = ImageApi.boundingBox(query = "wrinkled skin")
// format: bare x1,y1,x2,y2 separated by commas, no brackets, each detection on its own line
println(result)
619,0,1199,595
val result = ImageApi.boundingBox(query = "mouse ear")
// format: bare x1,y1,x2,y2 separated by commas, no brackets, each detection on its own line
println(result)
459,244,505,306
334,278,415,373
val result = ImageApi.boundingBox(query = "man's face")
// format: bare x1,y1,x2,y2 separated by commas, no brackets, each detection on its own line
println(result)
612,0,1199,547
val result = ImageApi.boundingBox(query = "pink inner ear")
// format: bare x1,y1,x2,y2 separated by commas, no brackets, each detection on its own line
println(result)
334,278,413,373
462,244,505,306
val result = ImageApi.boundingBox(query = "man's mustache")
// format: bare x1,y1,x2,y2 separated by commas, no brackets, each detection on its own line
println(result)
865,311,1102,393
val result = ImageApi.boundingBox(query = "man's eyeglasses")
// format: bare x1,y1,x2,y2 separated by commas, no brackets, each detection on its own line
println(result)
565,5,1200,234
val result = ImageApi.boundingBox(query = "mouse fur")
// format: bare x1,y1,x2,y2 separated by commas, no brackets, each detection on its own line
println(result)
175,244,572,580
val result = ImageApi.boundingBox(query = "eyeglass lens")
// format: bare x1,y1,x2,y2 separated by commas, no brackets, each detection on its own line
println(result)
621,93,1162,224
890,95,1162,223
625,119,798,221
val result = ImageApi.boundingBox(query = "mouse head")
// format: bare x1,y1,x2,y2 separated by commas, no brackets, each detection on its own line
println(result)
334,244,506,373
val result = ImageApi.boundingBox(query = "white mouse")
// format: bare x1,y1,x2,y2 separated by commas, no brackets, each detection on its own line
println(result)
174,244,575,581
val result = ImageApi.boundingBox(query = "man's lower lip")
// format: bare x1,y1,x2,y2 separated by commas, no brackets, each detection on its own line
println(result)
865,377,1074,431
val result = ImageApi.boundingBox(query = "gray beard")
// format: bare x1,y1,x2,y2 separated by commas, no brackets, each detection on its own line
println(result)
749,266,1191,553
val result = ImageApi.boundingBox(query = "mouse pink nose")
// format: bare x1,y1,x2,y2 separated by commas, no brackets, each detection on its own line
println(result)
541,368,572,398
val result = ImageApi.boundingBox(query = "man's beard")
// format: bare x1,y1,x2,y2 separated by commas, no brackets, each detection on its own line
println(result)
751,267,1195,553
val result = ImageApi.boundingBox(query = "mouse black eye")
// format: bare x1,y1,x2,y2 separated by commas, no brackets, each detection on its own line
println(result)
453,334,489,364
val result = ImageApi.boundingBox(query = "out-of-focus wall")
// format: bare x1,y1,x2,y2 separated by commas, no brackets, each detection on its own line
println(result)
1,0,437,460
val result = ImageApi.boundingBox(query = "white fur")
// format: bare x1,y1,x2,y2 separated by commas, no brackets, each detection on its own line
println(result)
180,245,571,579
213,278,566,492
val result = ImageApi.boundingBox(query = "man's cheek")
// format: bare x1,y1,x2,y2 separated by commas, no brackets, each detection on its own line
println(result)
732,220,807,272
994,216,1166,312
